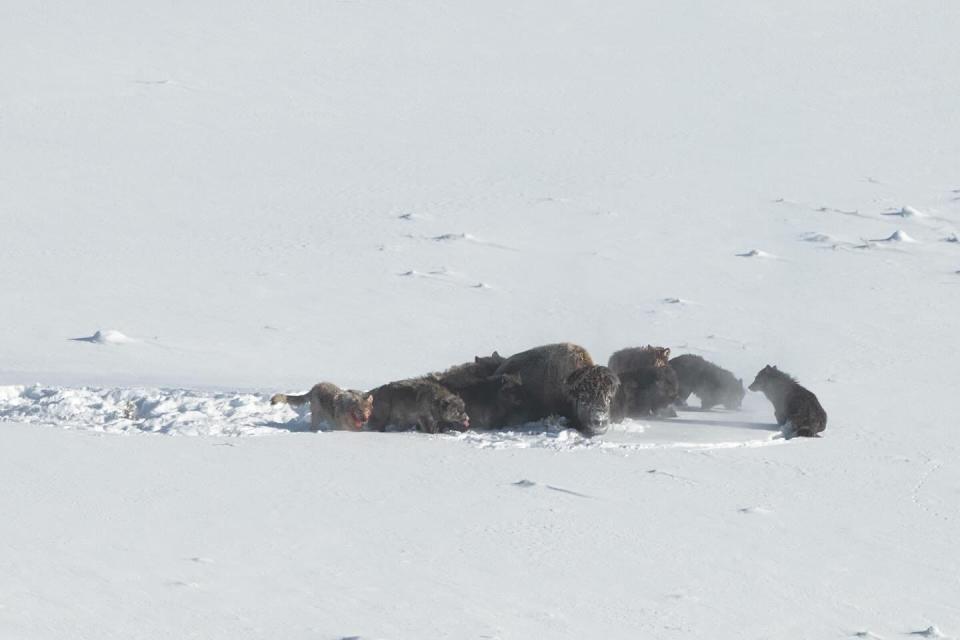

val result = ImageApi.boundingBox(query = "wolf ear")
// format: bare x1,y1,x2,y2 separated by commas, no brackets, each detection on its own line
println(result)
365,394,373,404
663,347,671,357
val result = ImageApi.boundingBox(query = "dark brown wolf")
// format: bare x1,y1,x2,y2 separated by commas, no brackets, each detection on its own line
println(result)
429,352,524,429
368,378,470,434
670,354,745,410
748,365,827,438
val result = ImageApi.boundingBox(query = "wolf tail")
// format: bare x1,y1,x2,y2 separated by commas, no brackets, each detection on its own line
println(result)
270,392,310,406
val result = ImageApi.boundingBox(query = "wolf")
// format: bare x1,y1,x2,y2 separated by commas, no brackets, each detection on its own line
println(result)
748,365,827,438
429,352,524,430
271,382,373,431
368,378,470,434
669,354,745,410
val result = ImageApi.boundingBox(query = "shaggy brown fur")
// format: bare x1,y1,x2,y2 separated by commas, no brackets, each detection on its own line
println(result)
429,351,505,389
608,346,671,374
611,366,679,421
670,354,745,410
271,382,373,431
494,343,611,435
429,352,523,430
748,365,827,438
368,378,469,434
562,365,620,434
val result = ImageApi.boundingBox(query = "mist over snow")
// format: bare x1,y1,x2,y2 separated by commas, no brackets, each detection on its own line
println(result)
2,1,960,638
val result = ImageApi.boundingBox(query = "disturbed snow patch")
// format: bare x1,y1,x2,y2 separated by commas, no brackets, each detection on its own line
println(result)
0,385,298,436
800,232,837,243
449,418,647,451
450,415,782,452
0,386,785,450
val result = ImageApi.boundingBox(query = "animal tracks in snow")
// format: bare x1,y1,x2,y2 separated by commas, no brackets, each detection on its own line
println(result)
782,189,960,277
422,232,519,252
392,214,515,289
397,266,493,291
511,479,594,499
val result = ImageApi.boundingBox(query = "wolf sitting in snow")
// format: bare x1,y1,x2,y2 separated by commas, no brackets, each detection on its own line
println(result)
748,365,827,438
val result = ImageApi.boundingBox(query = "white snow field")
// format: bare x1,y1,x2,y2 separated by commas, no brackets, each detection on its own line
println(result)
2,0,960,638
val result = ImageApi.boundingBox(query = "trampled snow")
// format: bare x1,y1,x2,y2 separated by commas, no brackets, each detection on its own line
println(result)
3,1,960,638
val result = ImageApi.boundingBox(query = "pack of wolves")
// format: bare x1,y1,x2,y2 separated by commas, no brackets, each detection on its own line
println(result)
271,343,827,439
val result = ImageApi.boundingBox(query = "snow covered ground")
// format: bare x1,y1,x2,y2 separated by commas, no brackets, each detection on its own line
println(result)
2,1,960,638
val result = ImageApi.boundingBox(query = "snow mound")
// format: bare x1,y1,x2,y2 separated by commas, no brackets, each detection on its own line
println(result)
873,230,917,243
72,329,136,344
943,233,958,243
736,249,775,258
884,205,928,218
738,506,774,515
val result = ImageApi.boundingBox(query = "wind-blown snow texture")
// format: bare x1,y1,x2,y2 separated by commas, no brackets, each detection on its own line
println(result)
2,1,960,638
